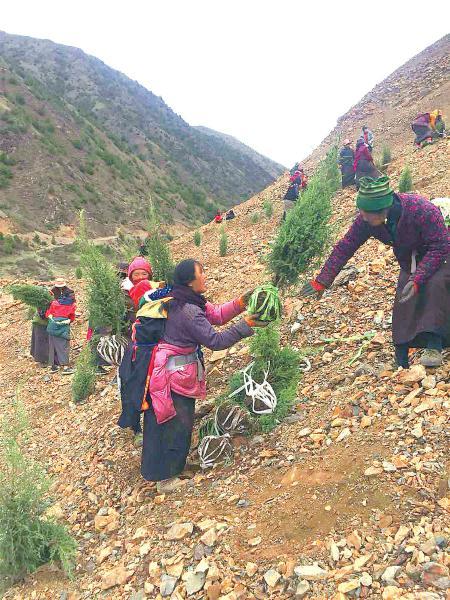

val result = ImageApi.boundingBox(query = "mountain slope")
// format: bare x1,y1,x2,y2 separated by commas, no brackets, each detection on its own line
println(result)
0,30,283,236
195,125,285,178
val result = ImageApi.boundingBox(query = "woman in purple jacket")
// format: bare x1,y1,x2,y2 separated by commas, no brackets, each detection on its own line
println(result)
143,259,265,493
302,176,450,369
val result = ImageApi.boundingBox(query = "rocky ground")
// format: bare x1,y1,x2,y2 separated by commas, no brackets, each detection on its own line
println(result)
0,135,449,599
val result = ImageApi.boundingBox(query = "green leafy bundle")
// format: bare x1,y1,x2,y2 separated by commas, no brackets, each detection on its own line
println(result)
247,284,282,322
71,345,97,403
8,284,53,311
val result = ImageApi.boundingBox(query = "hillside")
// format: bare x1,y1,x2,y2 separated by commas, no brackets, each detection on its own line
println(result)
0,30,283,238
194,126,284,179
0,36,449,600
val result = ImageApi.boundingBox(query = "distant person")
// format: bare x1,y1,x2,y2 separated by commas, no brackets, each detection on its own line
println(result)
225,209,236,220
411,112,438,148
338,139,355,187
214,210,223,224
354,138,380,189
362,125,374,152
289,162,300,176
45,279,76,373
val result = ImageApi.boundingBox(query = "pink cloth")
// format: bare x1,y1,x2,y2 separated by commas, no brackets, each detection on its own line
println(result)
45,300,76,322
149,299,243,423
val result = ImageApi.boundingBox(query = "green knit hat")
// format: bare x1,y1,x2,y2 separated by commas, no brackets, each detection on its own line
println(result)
356,176,394,211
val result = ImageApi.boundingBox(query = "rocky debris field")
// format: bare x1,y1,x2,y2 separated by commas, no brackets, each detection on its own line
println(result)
0,132,449,598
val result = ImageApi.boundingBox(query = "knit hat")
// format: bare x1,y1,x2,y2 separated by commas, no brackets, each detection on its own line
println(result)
128,256,152,278
356,176,394,211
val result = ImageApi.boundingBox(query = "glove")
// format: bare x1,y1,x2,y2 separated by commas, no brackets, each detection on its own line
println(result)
238,289,255,309
244,314,268,328
301,280,326,298
399,280,418,304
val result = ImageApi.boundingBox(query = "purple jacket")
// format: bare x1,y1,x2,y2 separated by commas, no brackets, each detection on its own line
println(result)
149,299,253,422
317,193,450,289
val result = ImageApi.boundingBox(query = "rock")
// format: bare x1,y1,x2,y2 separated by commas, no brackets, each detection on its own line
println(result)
97,546,112,565
365,466,383,476
298,427,312,438
133,526,148,540
206,583,222,600
264,569,281,587
322,352,333,363
166,561,184,578
347,531,362,550
330,542,340,562
394,525,409,544
200,528,217,547
195,558,210,574
246,562,258,577
336,427,351,442
94,508,120,533
160,574,178,597
45,502,64,520
360,572,373,587
354,554,372,570
295,580,310,597
422,375,436,389
248,536,262,546
411,423,423,438
414,399,435,414
165,522,194,541
421,562,449,587
397,364,426,383
184,571,206,595
338,579,360,593
382,586,403,600
381,565,401,585
291,322,301,334
420,538,437,556
294,565,329,580
101,566,133,590
209,349,228,362
148,561,161,579
360,416,372,428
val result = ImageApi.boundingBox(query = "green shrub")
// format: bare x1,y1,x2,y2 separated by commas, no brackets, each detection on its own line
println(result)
77,211,125,334
2,237,14,255
219,225,228,256
75,266,83,279
269,146,340,285
250,212,260,224
71,345,96,403
381,145,392,167
33,233,41,244
0,163,13,189
0,398,77,590
193,230,201,247
398,165,413,193
263,199,273,219
227,324,301,432
14,94,25,105
143,199,175,282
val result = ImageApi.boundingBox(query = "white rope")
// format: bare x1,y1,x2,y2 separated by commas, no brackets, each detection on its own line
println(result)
229,362,277,415
214,404,247,435
198,434,233,469
299,357,311,372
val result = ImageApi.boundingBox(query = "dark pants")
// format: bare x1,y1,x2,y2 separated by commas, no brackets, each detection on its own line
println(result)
141,392,195,482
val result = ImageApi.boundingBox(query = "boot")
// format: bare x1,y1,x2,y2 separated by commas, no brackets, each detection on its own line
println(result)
420,349,443,368
156,477,187,494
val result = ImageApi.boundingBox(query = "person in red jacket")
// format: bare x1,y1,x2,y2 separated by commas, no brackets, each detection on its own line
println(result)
214,210,223,223
45,278,76,373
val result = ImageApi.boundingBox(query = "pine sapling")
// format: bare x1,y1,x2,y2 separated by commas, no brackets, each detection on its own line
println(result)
398,166,413,193
219,225,228,257
193,230,201,247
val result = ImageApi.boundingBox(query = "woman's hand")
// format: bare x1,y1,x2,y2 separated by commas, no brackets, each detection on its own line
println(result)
240,289,255,307
244,314,268,328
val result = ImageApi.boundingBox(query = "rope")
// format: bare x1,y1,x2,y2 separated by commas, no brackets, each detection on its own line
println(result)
198,434,233,469
229,362,277,415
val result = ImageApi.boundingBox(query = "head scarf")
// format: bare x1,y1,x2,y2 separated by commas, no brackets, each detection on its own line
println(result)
128,257,152,279
170,259,207,311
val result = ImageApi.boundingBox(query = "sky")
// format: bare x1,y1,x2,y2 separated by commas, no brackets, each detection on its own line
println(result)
1,1,449,167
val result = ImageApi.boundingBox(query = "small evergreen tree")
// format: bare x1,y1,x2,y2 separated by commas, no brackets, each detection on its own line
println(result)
398,166,413,193
263,199,273,219
219,225,228,256
381,145,392,167
77,210,125,335
269,146,340,285
75,266,83,279
72,345,97,403
250,212,260,224
144,199,175,282
193,230,201,247
0,398,77,589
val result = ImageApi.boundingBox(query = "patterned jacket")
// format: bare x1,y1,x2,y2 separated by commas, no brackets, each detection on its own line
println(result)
316,193,450,289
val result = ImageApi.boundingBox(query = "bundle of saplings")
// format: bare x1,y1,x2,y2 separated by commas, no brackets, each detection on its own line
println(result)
247,283,282,322
7,284,53,311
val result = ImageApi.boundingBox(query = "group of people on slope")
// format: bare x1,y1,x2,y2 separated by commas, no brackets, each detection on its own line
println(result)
282,163,308,217
214,209,236,223
411,110,446,149
338,125,378,189
31,279,76,373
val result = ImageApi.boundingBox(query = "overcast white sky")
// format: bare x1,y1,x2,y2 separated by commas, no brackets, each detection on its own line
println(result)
1,1,449,166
